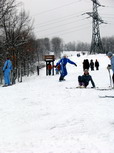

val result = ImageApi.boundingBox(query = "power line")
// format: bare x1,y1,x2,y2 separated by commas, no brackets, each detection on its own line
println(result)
33,0,82,16
34,11,88,27
35,18,87,33
37,23,91,37
51,25,91,38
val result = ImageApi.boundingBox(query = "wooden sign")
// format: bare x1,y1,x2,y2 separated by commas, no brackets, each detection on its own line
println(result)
44,55,55,61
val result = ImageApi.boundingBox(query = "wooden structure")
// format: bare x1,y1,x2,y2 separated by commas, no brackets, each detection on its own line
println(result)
44,55,55,75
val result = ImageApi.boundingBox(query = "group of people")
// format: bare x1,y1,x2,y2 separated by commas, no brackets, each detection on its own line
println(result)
83,59,99,71
2,52,114,88
55,52,114,88
55,55,95,88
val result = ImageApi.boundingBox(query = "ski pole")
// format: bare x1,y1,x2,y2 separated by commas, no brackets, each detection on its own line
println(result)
108,68,112,87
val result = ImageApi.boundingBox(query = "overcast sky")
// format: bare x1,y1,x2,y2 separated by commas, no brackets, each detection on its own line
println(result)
19,0,114,43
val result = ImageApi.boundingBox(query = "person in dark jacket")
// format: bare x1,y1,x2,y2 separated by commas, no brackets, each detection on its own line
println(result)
56,55,77,81
89,59,94,71
83,59,89,71
95,59,99,70
3,56,13,86
78,69,95,88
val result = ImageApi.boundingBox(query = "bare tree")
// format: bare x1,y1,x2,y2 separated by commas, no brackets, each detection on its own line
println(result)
0,1,35,83
51,37,63,58
102,36,114,54
0,0,16,21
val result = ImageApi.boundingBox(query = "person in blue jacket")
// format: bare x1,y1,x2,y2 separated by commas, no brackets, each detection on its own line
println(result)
56,55,77,81
78,69,95,88
3,56,13,86
107,52,114,87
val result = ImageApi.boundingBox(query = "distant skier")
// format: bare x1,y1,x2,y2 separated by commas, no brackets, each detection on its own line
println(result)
107,52,114,87
95,59,99,70
78,69,95,88
89,59,94,71
56,55,77,81
3,56,13,86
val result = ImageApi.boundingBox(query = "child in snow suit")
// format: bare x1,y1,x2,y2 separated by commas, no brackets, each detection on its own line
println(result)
78,69,95,88
56,55,77,81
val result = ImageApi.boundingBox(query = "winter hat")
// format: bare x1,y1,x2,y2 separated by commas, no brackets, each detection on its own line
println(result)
84,69,89,73
107,52,113,57
63,54,67,58
84,69,88,72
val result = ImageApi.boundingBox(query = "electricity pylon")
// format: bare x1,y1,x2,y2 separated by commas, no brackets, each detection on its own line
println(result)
86,0,106,54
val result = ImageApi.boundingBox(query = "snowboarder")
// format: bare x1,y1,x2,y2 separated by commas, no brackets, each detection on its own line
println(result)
78,69,95,88
56,55,77,81
3,56,13,86
95,59,99,70
89,59,94,71
107,52,114,87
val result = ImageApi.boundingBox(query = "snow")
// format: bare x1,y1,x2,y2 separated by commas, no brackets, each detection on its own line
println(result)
0,51,114,153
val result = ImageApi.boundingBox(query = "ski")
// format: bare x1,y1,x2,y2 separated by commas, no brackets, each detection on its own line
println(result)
99,95,114,98
65,87,76,89
96,87,113,91
66,86,92,89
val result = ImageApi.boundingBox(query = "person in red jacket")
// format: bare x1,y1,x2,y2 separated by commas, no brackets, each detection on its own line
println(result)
47,62,52,75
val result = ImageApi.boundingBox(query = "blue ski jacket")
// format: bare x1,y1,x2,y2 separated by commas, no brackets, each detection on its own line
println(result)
3,59,13,85
110,55,114,73
56,57,76,77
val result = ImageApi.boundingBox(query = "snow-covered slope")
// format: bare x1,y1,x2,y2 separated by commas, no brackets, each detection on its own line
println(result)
0,52,114,153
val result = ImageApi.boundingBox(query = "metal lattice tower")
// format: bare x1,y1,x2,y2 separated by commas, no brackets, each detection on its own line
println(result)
87,0,105,54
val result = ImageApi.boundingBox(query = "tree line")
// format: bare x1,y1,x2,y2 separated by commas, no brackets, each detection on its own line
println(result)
0,0,114,84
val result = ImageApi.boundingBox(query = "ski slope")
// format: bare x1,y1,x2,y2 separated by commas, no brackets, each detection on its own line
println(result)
0,51,114,153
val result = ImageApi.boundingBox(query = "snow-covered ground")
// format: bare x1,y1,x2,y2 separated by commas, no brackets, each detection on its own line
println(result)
0,51,114,153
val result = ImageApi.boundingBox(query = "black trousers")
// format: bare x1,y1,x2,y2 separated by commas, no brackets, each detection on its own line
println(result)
112,74,114,85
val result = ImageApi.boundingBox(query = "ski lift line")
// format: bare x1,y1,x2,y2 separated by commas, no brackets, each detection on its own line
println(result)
38,25,91,38
32,0,82,16
36,17,87,31
36,23,91,36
